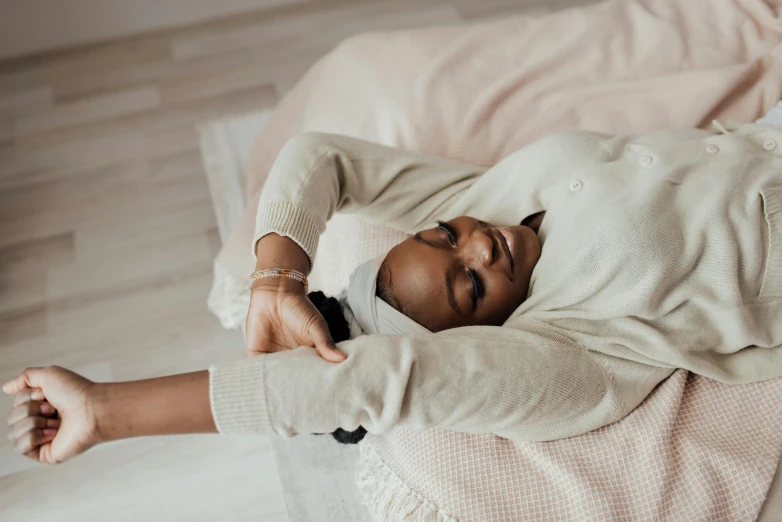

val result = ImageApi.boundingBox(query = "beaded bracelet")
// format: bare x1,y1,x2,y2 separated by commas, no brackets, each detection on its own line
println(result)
249,268,308,292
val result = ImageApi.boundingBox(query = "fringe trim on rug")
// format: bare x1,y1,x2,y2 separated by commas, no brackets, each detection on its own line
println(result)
207,260,250,330
356,441,459,522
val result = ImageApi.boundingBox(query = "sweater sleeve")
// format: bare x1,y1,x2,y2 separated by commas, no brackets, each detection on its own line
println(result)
251,132,491,261
208,322,671,442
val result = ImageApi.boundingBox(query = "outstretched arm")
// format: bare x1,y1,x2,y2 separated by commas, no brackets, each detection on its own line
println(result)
212,325,672,442
5,333,672,463
3,367,215,464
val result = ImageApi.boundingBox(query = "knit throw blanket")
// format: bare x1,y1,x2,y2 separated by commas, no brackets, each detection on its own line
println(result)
358,362,782,521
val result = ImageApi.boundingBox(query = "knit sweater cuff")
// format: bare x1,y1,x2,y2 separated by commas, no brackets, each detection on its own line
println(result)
208,358,273,435
252,201,321,264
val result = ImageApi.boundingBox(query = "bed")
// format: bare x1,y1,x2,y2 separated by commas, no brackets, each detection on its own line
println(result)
201,0,782,519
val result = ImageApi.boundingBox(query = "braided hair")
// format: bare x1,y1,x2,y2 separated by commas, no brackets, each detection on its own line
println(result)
308,291,368,444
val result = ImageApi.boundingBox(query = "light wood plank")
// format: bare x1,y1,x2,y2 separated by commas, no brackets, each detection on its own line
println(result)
145,125,201,158
160,63,281,105
0,231,74,266
0,131,146,184
47,231,215,301
75,196,217,259
172,0,460,61
2,84,277,173
0,162,148,247
0,119,11,142
0,262,46,315
0,161,213,254
0,266,238,379
0,435,287,522
0,232,74,318
0,304,47,346
0,86,53,118
0,36,170,101
14,86,160,137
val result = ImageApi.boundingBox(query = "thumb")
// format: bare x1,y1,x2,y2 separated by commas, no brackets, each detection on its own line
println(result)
2,367,45,394
309,319,346,363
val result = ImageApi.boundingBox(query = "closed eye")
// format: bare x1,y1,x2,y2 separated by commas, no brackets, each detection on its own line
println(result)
468,269,483,310
437,221,457,245
435,220,484,312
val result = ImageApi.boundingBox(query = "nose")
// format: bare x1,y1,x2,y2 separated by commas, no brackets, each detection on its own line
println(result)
460,229,494,268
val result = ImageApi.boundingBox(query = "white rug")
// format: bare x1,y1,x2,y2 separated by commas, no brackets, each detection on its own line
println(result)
198,111,372,522
198,111,270,243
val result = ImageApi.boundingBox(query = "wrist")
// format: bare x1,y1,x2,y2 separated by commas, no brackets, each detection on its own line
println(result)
88,382,110,444
255,233,311,274
250,275,308,295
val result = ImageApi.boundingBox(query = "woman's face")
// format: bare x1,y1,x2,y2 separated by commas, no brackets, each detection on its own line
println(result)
379,216,542,332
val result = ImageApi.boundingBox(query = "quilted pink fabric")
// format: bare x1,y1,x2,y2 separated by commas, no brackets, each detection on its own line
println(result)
358,371,782,521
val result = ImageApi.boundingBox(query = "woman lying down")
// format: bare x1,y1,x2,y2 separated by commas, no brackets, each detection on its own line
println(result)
6,108,782,462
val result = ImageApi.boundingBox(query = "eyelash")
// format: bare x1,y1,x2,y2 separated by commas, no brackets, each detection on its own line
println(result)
437,221,484,309
468,269,483,307
437,221,457,245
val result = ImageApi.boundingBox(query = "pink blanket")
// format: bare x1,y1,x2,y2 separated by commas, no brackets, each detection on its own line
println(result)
211,0,782,519
217,0,782,280
357,370,782,521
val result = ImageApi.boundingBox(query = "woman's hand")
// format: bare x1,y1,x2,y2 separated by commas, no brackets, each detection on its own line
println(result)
4,366,101,465
246,233,346,363
246,281,346,362
6,367,216,462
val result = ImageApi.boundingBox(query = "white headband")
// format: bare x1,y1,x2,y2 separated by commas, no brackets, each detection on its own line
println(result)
345,255,431,336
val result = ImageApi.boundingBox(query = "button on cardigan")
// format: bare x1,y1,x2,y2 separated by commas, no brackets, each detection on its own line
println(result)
209,125,782,442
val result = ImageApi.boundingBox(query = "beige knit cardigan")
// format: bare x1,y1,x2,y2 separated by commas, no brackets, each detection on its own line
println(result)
209,124,782,442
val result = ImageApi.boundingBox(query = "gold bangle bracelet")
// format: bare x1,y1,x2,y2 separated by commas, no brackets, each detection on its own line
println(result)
249,268,308,292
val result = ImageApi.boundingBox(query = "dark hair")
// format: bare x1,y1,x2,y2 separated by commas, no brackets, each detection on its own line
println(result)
308,291,368,445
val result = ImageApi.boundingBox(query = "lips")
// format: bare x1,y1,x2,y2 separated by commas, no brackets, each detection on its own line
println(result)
496,227,516,275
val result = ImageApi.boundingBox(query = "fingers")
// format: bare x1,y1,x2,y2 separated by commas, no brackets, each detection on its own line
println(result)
315,344,346,363
7,389,60,461
2,367,45,394
8,400,57,426
13,388,44,407
8,415,60,455
15,427,58,456
310,318,346,363
9,415,60,440
244,291,346,362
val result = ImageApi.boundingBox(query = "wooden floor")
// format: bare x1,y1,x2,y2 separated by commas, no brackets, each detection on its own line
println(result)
0,0,589,520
